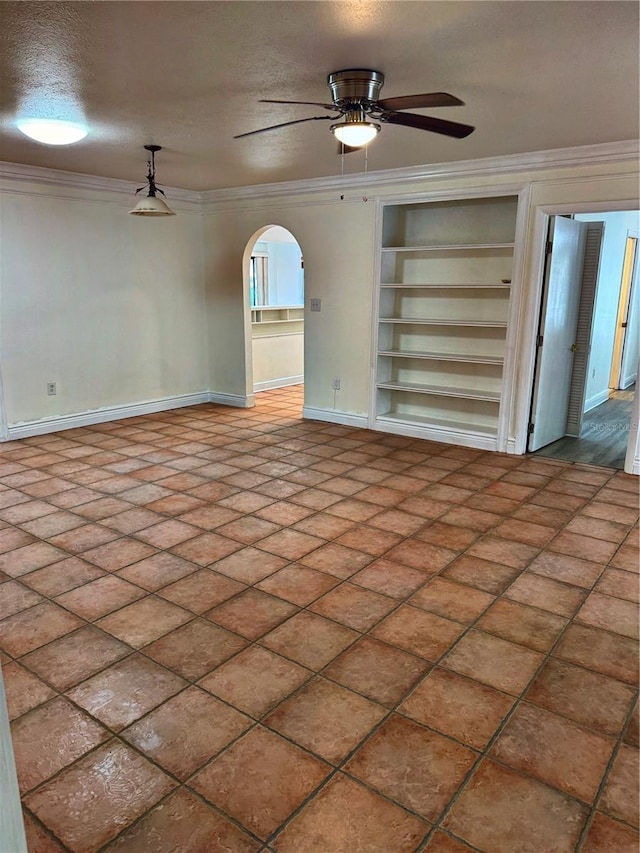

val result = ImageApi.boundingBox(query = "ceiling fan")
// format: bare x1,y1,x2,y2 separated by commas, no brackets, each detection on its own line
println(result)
234,69,475,151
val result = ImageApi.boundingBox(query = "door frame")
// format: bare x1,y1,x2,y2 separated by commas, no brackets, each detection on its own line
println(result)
514,199,640,474
609,231,639,390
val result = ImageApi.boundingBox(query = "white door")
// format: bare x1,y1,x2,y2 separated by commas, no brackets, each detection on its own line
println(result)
529,217,588,451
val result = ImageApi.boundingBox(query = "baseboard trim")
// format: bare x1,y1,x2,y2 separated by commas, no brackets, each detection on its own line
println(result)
254,376,304,392
208,392,255,408
5,392,210,440
302,406,369,429
584,389,610,413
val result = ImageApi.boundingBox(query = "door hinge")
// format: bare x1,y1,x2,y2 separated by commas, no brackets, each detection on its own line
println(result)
537,334,544,347
545,240,553,255
528,423,535,435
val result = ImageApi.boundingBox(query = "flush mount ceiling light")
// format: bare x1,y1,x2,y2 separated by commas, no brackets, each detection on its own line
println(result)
17,117,88,145
331,109,380,147
129,145,175,217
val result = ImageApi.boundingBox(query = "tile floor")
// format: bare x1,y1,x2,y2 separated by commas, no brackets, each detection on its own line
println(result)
0,384,638,853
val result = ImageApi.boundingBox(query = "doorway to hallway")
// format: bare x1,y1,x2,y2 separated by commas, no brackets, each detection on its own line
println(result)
244,225,305,398
528,209,639,471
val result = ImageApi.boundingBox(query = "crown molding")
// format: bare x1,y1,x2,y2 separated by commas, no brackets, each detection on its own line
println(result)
1,140,637,209
0,160,201,205
200,140,639,207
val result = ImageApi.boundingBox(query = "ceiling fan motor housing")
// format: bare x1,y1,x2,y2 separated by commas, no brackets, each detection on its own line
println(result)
328,69,385,106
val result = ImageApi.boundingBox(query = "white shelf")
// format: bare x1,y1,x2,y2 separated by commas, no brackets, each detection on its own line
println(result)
379,317,508,328
377,411,498,437
381,282,511,289
376,381,501,402
382,243,515,253
252,319,300,325
378,350,504,365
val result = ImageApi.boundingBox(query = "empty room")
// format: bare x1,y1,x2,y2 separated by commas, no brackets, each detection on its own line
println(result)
0,2,638,852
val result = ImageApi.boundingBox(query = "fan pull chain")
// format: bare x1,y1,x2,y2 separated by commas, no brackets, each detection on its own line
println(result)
362,143,369,202
338,142,369,202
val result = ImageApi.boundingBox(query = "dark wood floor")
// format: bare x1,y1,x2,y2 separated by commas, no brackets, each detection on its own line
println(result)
535,386,635,469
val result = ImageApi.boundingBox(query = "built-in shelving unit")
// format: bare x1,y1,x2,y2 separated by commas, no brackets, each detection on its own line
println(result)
373,194,520,449
251,306,304,342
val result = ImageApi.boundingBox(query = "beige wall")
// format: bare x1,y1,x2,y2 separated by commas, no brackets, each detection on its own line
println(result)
252,331,304,389
0,183,207,426
203,200,376,411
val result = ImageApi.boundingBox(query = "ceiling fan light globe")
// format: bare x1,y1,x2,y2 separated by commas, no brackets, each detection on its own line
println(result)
129,194,176,216
331,121,380,147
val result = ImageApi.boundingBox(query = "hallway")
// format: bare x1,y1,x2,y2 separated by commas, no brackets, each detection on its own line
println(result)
536,387,635,470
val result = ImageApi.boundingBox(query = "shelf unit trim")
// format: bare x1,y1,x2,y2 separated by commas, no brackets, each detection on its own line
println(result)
376,381,501,402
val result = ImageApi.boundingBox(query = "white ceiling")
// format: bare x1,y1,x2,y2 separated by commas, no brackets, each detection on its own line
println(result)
0,1,638,191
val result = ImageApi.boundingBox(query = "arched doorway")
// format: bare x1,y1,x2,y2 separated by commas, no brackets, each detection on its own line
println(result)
243,226,304,407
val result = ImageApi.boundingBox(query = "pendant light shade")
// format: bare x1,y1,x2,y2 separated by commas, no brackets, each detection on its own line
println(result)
129,195,175,216
129,145,175,217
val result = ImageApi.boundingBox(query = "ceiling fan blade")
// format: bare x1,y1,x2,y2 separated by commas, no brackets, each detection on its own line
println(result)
376,92,464,111
234,115,333,139
381,110,474,139
260,99,340,112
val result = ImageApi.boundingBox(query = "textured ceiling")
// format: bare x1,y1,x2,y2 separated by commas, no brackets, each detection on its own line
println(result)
0,1,638,191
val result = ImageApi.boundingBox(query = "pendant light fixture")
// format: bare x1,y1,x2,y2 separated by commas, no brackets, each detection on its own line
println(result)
129,145,175,216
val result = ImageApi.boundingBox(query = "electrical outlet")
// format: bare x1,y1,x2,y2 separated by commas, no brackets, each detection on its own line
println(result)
332,378,341,391
47,382,56,396
310,298,321,312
